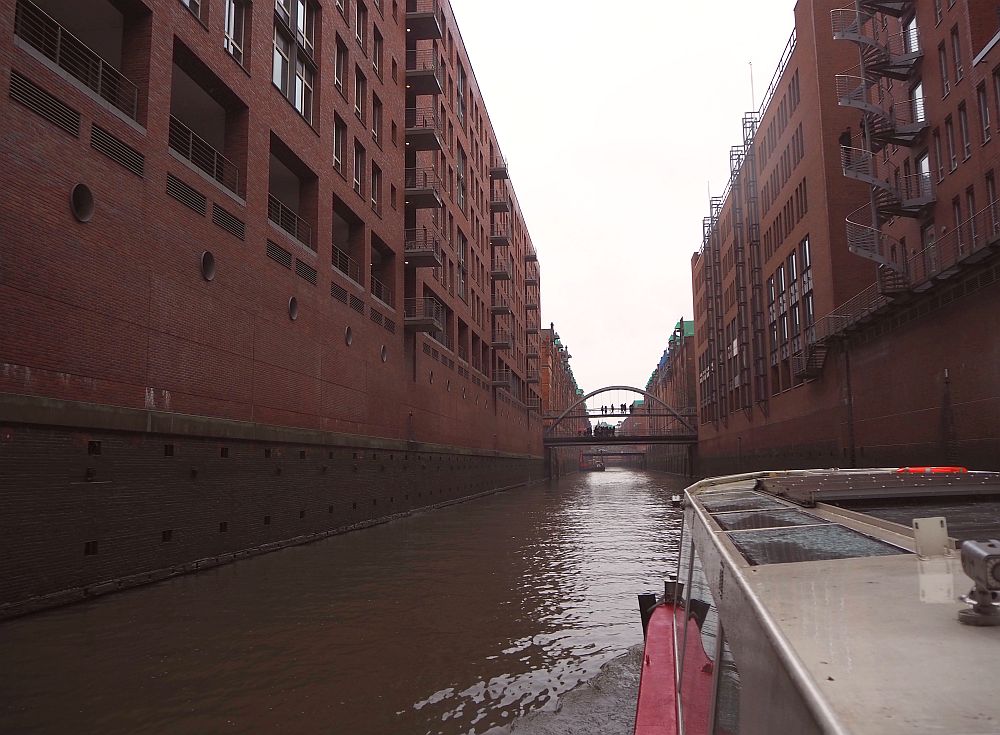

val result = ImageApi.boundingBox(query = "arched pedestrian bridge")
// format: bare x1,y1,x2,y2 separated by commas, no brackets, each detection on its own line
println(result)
543,385,698,447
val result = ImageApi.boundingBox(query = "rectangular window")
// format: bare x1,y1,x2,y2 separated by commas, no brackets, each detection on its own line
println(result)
371,163,382,213
946,116,957,170
353,141,365,194
787,250,797,283
987,171,999,235
967,188,977,248
181,0,201,18
912,81,925,123
355,0,367,49
334,114,346,173
273,28,291,94
777,264,785,293
373,28,383,78
224,0,246,64
801,236,811,270
939,44,950,96
951,26,963,81
934,0,942,23
295,57,313,123
916,152,931,198
354,66,366,121
953,197,963,251
371,94,382,143
295,0,315,56
978,83,991,142
335,36,348,93
933,129,944,180
959,103,971,159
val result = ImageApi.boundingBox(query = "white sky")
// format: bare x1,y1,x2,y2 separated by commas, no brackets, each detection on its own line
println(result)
450,0,799,393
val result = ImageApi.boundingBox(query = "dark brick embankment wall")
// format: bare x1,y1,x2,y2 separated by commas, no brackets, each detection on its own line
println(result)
0,395,544,619
643,445,695,477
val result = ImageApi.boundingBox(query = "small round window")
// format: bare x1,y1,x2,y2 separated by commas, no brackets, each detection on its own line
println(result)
70,183,94,223
345,326,353,346
201,251,216,281
380,345,388,363
288,296,298,321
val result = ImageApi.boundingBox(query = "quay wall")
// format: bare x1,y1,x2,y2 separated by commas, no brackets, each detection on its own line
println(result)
0,395,544,619
694,266,1000,476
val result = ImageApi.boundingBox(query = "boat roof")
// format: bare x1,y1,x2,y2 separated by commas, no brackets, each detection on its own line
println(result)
686,469,1000,735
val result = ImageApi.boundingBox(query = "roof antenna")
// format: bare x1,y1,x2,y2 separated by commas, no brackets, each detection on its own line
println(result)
750,61,756,111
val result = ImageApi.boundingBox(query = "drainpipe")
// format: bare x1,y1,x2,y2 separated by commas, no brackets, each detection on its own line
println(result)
844,343,857,468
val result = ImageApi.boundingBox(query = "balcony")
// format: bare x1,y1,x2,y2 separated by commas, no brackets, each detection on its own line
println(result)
490,155,509,180
332,244,362,284
268,193,313,248
404,227,444,268
526,395,541,410
429,330,453,351
525,299,539,311
906,201,1000,290
14,0,139,120
492,367,512,388
526,326,539,335
527,345,539,359
490,295,512,315
405,49,443,96
405,0,442,40
831,9,921,81
835,75,927,150
524,249,537,262
169,116,241,196
490,184,510,213
371,275,394,308
490,257,512,281
525,369,539,384
405,167,444,209
405,106,443,151
404,297,444,332
524,269,539,286
490,222,510,247
491,329,512,350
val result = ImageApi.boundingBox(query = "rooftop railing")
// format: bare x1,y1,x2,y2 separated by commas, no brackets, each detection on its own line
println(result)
169,116,241,196
332,244,362,283
14,0,139,119
268,193,313,248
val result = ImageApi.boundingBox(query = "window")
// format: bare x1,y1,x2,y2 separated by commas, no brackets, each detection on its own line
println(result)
945,116,957,170
296,0,315,56
355,0,367,49
334,114,346,173
354,66,366,121
904,15,919,53
181,0,201,19
967,188,977,248
933,129,944,180
224,0,246,64
959,103,971,159
953,197,963,250
787,250,797,283
371,94,382,143
916,152,931,198
456,63,466,124
295,57,313,123
951,27,962,81
801,236,811,270
373,28,383,77
335,36,348,93
933,0,942,24
353,141,365,194
776,264,785,294
336,0,345,14
978,83,991,142
273,28,291,94
987,171,998,235
371,163,382,213
911,81,925,123
939,44,950,96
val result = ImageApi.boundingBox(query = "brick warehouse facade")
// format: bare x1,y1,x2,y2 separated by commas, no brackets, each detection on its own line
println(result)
0,0,545,616
691,0,1000,475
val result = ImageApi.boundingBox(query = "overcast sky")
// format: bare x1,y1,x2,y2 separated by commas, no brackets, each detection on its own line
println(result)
449,0,799,394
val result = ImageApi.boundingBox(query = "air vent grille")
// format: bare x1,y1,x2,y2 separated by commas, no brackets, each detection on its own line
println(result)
370,309,384,327
212,204,245,240
90,125,144,176
295,259,317,285
166,174,206,215
383,318,396,334
266,239,292,269
349,295,365,314
9,70,79,136
330,282,348,304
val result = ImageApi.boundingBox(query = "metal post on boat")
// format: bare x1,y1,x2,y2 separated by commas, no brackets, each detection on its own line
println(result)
637,593,658,637
663,574,684,605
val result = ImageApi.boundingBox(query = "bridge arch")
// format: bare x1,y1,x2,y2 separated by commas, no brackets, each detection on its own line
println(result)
545,385,695,435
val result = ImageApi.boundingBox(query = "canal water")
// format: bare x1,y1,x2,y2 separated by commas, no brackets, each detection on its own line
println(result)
0,468,687,735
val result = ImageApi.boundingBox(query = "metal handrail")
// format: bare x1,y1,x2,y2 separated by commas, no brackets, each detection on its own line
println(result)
906,200,999,285
492,257,512,273
268,193,313,247
835,75,926,129
405,166,443,192
169,116,241,196
840,147,934,204
14,0,138,119
429,330,452,350
831,8,920,57
404,227,445,254
405,49,441,77
370,275,394,307
491,294,510,309
404,106,441,131
492,329,511,343
493,367,512,383
491,222,510,238
404,297,444,322
332,244,362,283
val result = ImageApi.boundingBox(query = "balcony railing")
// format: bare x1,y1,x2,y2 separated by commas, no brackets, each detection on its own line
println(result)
268,193,313,247
458,344,469,363
169,116,241,196
429,330,452,351
906,201,1000,287
371,275,394,307
14,0,139,119
332,244,362,283
405,297,445,322
405,49,443,93
405,106,442,132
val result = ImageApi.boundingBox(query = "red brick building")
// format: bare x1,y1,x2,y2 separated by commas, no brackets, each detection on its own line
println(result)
0,0,544,615
692,0,1000,474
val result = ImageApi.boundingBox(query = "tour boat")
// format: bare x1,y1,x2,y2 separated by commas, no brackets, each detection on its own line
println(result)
634,467,1000,735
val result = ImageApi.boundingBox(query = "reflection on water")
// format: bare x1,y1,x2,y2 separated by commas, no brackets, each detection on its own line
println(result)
0,469,685,735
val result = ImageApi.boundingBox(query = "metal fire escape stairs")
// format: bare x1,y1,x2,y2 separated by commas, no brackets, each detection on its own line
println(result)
742,111,769,417
709,198,727,429
793,0,928,379
730,147,754,421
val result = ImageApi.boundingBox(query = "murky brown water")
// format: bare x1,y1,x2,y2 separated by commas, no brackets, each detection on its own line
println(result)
0,469,686,735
